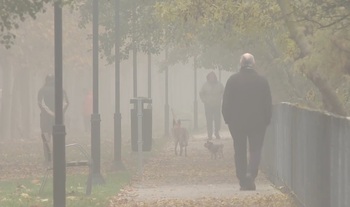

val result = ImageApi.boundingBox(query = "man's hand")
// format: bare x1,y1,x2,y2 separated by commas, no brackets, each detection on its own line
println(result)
41,100,55,117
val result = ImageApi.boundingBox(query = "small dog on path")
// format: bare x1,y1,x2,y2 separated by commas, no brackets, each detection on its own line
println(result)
172,119,189,156
204,140,224,159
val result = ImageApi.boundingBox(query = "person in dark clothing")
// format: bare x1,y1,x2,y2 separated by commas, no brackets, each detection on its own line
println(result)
199,71,224,139
37,74,69,165
222,53,272,191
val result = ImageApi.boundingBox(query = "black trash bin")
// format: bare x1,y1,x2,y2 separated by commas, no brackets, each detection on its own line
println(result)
130,98,152,152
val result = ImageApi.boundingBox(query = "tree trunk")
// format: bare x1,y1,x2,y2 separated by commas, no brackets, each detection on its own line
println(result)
331,35,350,74
277,0,347,116
10,70,21,139
19,68,31,139
0,58,12,140
305,69,347,116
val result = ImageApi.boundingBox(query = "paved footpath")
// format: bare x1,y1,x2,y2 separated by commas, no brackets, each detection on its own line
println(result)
109,131,296,207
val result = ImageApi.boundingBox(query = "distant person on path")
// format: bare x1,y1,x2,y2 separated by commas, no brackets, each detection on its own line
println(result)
222,53,272,191
199,71,224,140
37,74,69,165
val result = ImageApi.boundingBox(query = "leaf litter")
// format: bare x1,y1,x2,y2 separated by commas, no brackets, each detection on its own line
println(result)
109,132,297,207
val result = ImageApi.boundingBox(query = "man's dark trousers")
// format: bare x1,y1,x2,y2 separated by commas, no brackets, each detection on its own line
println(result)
204,105,221,138
228,125,266,183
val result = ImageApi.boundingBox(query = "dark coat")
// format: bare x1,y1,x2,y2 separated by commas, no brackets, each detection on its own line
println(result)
38,84,55,133
222,68,272,130
37,83,69,133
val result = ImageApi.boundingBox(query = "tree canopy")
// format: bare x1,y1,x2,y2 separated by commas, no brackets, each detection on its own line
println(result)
0,0,51,48
2,0,350,115
155,0,350,115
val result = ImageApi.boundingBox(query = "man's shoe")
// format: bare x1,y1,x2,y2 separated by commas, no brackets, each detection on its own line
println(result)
239,175,256,191
240,180,256,191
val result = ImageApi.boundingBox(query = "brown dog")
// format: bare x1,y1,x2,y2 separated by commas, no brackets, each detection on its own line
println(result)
204,140,224,159
172,119,189,156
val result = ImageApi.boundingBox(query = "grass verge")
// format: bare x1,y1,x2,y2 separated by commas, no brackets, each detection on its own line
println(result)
0,135,170,207
0,171,130,207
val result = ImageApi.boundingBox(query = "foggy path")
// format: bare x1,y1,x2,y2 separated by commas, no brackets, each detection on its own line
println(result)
109,131,296,207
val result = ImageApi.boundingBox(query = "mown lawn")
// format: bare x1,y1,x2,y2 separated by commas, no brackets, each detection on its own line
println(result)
0,130,168,207
0,172,130,207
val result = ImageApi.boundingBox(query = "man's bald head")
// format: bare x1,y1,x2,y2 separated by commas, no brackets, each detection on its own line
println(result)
240,53,255,68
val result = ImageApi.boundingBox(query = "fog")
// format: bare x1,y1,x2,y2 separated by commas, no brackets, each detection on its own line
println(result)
59,52,232,139
1,52,234,139
0,6,234,140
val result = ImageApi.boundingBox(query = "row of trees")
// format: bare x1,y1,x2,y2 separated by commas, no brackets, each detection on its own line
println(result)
0,1,92,139
1,0,350,139
77,0,350,116
152,0,350,116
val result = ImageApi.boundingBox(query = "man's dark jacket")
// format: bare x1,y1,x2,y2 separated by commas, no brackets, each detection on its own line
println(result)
222,68,272,130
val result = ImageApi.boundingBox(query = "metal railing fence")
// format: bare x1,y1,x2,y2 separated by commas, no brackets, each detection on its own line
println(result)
261,103,350,207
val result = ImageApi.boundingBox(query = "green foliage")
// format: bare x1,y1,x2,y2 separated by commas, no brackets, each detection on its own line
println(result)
154,0,288,70
0,0,87,49
155,0,350,113
3,0,350,112
1,5,93,74
0,172,130,207
77,0,166,64
290,0,350,76
292,0,350,30
76,0,291,71
0,0,50,48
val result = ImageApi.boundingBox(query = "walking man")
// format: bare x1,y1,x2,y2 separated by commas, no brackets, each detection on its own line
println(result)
222,53,272,190
38,74,69,165
199,71,224,139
